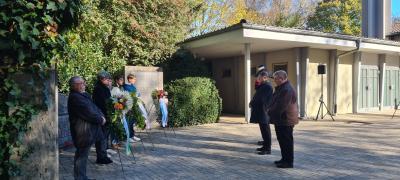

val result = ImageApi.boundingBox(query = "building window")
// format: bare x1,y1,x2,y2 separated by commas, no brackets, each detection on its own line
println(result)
272,62,288,74
251,67,256,76
222,69,231,78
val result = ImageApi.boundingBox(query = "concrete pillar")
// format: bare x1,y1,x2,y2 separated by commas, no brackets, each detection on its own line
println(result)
295,48,301,117
353,52,362,113
328,50,338,114
244,43,251,123
379,54,386,110
299,47,309,118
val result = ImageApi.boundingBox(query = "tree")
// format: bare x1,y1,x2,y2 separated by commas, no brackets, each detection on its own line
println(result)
190,0,230,36
307,0,361,36
57,0,200,92
190,0,319,36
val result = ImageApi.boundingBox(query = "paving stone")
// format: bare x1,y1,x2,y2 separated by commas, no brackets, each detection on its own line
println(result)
60,111,400,179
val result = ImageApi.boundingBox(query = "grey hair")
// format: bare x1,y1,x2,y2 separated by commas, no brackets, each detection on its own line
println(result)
69,76,83,89
273,70,287,80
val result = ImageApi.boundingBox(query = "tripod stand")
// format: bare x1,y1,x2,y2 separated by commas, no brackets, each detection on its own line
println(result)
391,99,399,119
314,73,335,121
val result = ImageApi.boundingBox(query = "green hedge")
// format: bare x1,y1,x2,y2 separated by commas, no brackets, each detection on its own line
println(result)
166,77,222,127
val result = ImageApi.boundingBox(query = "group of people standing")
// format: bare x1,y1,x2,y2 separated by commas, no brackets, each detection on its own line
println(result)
68,71,142,180
250,65,299,168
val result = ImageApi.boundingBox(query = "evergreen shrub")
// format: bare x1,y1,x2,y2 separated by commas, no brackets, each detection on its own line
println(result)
166,77,222,127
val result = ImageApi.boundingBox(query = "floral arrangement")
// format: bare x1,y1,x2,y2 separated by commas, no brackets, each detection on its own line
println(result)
126,92,146,130
152,89,165,100
108,88,134,140
151,89,169,127
110,88,133,117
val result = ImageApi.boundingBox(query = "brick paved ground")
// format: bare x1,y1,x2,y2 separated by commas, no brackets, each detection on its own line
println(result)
60,111,400,180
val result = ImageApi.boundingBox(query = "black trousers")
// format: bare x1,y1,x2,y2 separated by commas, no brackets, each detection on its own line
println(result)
275,125,294,164
95,126,109,160
128,118,136,138
74,146,90,180
259,123,271,150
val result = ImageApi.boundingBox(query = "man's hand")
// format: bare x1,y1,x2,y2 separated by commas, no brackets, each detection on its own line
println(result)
101,117,106,125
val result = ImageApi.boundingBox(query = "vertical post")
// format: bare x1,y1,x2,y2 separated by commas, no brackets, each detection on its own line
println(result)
333,56,339,115
244,43,251,123
321,74,324,119
295,48,301,117
328,50,337,114
353,52,362,113
379,54,386,110
300,47,309,118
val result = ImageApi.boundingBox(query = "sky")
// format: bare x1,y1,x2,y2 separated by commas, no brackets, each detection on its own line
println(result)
393,0,400,17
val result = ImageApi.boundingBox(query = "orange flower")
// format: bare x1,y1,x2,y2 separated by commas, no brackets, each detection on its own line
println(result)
114,103,124,110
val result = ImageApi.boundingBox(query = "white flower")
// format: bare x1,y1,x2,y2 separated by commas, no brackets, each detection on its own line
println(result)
111,88,133,114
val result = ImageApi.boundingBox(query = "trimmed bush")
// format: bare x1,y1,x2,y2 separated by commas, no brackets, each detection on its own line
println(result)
166,77,222,127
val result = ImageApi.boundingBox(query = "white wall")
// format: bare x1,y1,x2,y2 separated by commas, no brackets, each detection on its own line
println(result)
306,49,329,117
337,52,354,114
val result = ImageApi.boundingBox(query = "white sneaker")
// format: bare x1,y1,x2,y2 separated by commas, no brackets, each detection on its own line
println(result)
107,149,117,154
128,138,136,143
133,136,141,141
107,154,111,158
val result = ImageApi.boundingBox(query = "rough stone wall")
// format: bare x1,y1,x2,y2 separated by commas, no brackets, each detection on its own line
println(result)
11,70,58,180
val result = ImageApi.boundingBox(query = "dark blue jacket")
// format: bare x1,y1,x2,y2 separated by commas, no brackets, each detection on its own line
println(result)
123,83,137,93
93,82,111,120
68,91,104,148
250,82,273,124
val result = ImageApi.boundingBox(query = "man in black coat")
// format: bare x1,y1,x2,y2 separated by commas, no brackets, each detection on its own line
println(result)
68,76,107,180
250,70,273,155
92,71,114,163
268,70,299,168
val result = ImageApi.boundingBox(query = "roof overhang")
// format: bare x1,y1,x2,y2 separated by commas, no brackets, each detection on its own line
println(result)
180,23,400,59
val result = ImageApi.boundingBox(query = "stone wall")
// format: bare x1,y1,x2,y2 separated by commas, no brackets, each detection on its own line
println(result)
11,70,58,180
125,66,163,126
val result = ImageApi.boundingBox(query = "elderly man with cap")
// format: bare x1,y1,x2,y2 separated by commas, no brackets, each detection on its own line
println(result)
68,76,107,179
92,70,114,164
250,70,273,155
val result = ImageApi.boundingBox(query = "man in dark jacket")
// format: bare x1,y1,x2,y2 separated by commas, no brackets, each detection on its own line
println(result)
68,76,107,180
268,70,299,168
250,70,273,155
92,71,114,163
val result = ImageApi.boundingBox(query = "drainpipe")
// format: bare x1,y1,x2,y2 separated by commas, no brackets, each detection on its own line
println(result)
333,39,361,115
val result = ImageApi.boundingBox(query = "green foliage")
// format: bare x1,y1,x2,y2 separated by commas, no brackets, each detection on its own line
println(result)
307,0,361,36
98,0,198,65
166,77,222,127
162,49,211,83
0,0,79,178
57,0,200,93
127,93,146,130
57,0,126,93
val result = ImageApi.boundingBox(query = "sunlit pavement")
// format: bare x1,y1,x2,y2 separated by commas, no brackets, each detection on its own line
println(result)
60,111,400,180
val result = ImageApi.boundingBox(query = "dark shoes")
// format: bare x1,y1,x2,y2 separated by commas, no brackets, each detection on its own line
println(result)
256,146,267,151
256,146,271,155
275,160,293,168
257,150,271,155
257,141,264,145
96,157,113,164
276,162,293,168
274,159,283,164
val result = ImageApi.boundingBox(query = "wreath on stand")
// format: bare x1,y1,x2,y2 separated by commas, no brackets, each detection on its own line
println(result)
107,89,146,146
